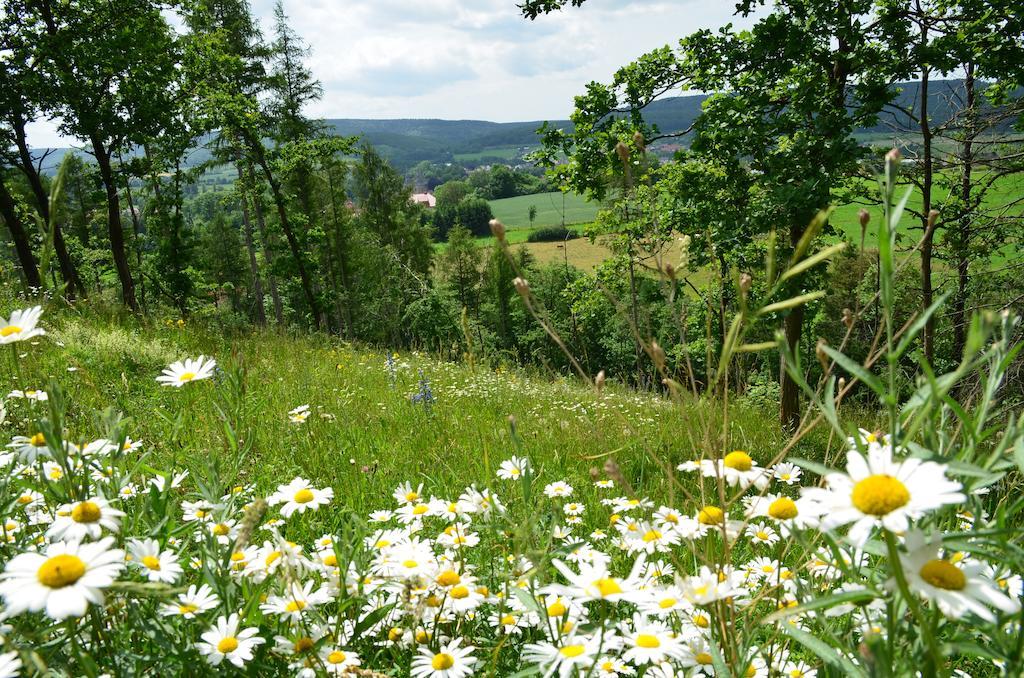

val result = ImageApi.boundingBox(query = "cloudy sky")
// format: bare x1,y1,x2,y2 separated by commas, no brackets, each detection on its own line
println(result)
27,0,765,147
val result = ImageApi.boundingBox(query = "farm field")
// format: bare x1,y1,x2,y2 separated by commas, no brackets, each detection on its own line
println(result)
489,191,602,230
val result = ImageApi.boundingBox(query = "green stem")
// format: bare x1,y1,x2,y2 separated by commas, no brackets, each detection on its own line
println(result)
884,530,945,676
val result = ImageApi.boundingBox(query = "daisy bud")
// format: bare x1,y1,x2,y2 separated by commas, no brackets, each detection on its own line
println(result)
235,497,267,550
615,141,630,165
595,370,606,393
489,219,506,242
650,341,666,371
739,273,752,296
663,262,676,281
885,148,902,165
842,307,854,329
815,338,829,371
927,209,940,229
513,277,530,297
632,131,646,152
858,209,870,229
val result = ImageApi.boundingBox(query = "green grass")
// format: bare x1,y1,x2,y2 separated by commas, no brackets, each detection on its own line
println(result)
11,305,817,523
453,146,523,162
489,191,601,230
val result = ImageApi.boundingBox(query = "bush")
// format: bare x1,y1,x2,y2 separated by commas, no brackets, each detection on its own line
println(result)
526,225,579,242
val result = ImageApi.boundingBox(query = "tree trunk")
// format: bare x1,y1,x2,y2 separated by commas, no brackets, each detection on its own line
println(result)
13,116,85,298
0,175,42,290
918,28,935,364
237,164,267,327
780,304,804,431
245,135,321,329
91,136,138,310
952,63,975,360
248,166,285,325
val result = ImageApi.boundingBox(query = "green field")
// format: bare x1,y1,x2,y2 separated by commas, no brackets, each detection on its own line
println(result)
453,146,523,162
489,190,601,229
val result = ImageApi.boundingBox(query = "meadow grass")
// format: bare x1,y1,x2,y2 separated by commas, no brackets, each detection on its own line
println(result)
13,304,828,540
488,191,601,230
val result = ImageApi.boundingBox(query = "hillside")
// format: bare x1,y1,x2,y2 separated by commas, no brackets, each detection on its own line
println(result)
37,79,1009,174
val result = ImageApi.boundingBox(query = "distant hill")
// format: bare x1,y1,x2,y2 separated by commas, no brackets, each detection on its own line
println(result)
33,79,1018,174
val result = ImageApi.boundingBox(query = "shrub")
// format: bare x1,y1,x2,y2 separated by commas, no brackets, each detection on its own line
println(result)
526,225,579,242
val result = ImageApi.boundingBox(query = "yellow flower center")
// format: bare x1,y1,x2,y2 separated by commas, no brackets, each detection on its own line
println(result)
230,551,246,562
212,523,230,536
412,504,429,515
30,432,46,447
17,494,32,504
293,488,315,504
293,637,314,653
756,531,770,540
500,614,516,625
437,570,461,586
432,653,455,670
388,627,403,641
642,529,662,543
178,372,196,382
142,555,161,570
266,551,281,566
415,629,429,643
547,600,567,617
37,554,86,588
594,577,623,597
285,600,307,613
322,554,338,567
693,613,710,628
216,637,239,653
405,491,419,502
636,634,661,648
402,559,419,569
327,650,346,664
659,597,677,609
71,501,102,524
559,645,585,658
724,451,753,471
919,559,967,591
0,325,22,337
768,497,799,520
696,652,714,665
850,475,910,516
698,506,724,525
178,603,198,614
450,585,470,599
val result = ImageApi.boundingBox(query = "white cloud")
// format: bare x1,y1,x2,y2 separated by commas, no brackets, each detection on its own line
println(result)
26,0,766,146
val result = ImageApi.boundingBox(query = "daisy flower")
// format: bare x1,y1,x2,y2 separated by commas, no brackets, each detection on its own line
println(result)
524,634,605,678
0,306,45,344
269,477,333,518
0,651,21,678
394,481,424,505
772,462,802,485
197,613,265,668
897,531,1020,622
801,445,965,546
321,647,361,674
259,580,330,622
47,496,125,541
544,481,573,498
288,405,310,424
410,638,476,678
697,451,770,490
497,456,530,480
156,355,217,387
160,583,220,618
127,538,182,583
8,432,50,463
622,618,688,665
8,388,47,401
0,536,125,619
549,556,647,604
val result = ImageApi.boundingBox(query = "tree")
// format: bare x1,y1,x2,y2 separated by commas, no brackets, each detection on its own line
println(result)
456,196,495,237
14,0,181,310
523,0,896,429
528,204,537,229
438,224,482,314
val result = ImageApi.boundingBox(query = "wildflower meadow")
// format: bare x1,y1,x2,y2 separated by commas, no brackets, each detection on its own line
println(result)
0,155,1018,677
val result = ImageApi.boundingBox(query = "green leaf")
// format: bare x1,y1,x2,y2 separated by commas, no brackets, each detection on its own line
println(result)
895,292,950,359
758,291,826,316
781,242,847,282
764,588,877,623
789,457,835,478
778,623,866,676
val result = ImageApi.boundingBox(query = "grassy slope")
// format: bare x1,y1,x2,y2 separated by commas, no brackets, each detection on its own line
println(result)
489,191,601,230
12,308,818,523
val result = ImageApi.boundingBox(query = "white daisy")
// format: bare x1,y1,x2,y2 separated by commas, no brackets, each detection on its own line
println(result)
8,432,51,463
197,613,265,667
160,583,220,618
524,634,605,678
410,638,476,678
320,647,361,674
288,405,310,424
622,618,688,665
156,355,217,387
0,536,125,619
269,477,333,518
128,538,183,583
0,651,21,678
0,306,45,344
497,456,530,481
8,388,47,401
47,496,124,542
801,445,965,546
898,531,1020,622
